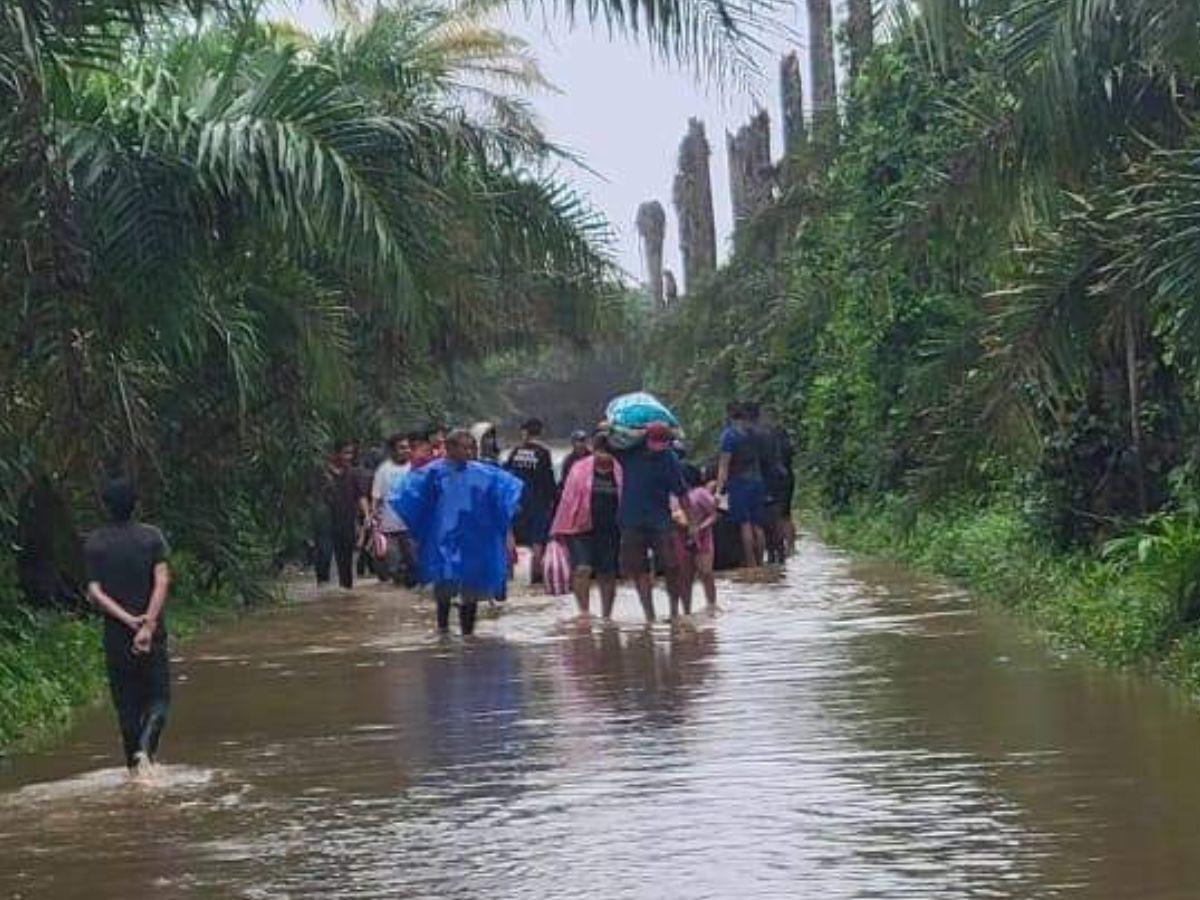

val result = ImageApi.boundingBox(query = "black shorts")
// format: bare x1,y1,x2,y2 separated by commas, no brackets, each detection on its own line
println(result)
514,506,551,546
620,526,678,576
567,530,620,576
772,473,796,518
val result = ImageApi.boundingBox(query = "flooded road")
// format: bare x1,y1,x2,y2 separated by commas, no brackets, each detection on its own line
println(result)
4,536,1200,898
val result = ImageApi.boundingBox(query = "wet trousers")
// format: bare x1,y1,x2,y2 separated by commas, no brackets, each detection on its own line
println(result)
433,583,483,635
314,519,355,589
105,642,170,769
380,531,417,587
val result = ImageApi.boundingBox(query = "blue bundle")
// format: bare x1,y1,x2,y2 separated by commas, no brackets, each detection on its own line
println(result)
605,391,680,429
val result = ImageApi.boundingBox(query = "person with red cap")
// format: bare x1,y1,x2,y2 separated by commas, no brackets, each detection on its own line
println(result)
614,421,696,621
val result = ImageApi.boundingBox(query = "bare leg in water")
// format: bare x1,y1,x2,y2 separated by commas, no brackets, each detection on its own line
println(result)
740,523,757,569
531,542,546,585
572,566,593,615
665,563,685,618
634,573,656,622
696,550,717,609
598,575,617,619
677,550,696,615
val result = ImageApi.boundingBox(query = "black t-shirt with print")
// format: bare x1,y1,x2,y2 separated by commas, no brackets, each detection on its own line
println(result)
505,442,557,512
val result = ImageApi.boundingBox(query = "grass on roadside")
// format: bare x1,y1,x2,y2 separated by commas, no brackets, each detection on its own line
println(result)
0,553,282,755
811,497,1200,694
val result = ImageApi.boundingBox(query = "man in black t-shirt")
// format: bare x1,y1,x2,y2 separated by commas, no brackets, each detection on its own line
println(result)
504,417,557,584
747,402,795,563
84,478,172,773
312,439,368,589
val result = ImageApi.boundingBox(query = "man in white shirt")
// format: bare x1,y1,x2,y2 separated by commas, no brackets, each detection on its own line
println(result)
371,432,416,585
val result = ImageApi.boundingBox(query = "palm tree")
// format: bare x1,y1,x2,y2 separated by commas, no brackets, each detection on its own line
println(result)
896,0,1200,522
0,0,628,595
807,0,837,152
847,0,873,77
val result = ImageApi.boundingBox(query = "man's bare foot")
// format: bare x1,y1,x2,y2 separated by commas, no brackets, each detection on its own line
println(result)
128,752,157,784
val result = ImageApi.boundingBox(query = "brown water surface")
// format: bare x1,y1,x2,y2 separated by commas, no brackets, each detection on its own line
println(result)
3,537,1200,898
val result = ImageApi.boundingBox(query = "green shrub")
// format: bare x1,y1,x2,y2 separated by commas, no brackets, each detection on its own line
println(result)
815,497,1195,689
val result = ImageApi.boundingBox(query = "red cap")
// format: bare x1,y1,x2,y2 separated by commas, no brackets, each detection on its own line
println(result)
645,421,672,450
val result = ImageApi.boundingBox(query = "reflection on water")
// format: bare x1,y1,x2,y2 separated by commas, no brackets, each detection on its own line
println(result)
3,538,1200,898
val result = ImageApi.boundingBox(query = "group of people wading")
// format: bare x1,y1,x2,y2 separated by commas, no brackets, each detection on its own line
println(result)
82,401,793,773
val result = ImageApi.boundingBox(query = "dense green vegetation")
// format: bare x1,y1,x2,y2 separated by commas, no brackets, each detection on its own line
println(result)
0,550,268,748
0,0,759,749
651,0,1200,688
2,0,622,597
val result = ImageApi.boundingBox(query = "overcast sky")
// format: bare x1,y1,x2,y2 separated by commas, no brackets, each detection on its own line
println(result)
286,1,816,283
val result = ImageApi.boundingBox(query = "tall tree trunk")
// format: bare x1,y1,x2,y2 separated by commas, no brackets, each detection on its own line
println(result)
662,270,679,306
672,118,717,294
780,51,807,156
1125,308,1147,515
635,200,666,308
807,0,838,155
727,110,773,229
847,0,874,78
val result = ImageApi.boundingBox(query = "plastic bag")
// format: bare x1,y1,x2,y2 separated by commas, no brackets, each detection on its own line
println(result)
605,391,680,429
543,539,572,596
370,527,389,561
606,426,642,451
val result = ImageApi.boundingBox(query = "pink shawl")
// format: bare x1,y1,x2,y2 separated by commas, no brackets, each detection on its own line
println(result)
551,455,623,537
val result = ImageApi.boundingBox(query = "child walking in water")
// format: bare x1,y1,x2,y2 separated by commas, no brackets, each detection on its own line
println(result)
672,466,718,614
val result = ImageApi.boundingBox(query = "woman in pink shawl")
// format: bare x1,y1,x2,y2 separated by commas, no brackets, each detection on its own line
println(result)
551,433,623,618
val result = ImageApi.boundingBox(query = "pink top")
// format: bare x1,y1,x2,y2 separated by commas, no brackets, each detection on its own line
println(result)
672,487,717,531
551,455,624,537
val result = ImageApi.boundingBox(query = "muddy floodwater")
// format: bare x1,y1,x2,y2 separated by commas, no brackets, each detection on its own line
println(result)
4,537,1200,898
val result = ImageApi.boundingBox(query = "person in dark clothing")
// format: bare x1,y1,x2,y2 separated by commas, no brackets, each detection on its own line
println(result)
504,417,557,584
748,402,796,562
354,444,381,578
616,422,695,621
714,402,766,568
313,439,368,589
85,478,172,773
559,429,592,490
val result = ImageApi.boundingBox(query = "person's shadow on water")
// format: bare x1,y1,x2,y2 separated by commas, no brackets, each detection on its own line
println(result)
557,620,719,730
421,637,527,775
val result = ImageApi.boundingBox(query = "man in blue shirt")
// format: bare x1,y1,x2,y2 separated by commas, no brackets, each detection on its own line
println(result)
618,422,696,621
714,401,766,568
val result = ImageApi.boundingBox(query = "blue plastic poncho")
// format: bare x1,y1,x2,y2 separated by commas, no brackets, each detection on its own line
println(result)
605,391,680,429
393,459,524,596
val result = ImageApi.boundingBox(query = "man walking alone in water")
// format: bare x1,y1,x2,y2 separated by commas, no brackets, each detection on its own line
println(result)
85,478,172,774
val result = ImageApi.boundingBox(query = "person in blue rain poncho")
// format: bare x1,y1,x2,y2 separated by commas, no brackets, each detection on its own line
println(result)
393,429,524,635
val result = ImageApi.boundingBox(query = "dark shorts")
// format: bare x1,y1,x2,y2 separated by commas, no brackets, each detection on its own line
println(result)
514,506,551,546
728,477,767,526
766,473,795,519
620,526,678,576
567,530,621,577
